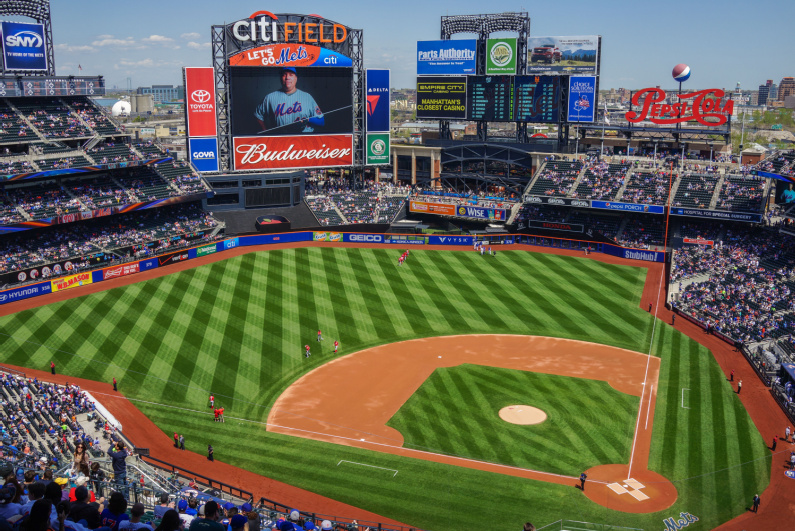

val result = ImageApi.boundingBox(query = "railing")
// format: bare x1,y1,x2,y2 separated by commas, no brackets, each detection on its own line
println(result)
257,496,421,531
140,455,253,502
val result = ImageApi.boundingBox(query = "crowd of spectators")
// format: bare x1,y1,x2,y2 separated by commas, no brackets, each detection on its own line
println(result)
621,171,675,205
0,203,220,275
672,227,795,343
616,216,666,249
571,161,630,201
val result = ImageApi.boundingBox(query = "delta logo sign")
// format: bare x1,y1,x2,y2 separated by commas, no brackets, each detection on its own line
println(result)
1,21,47,71
366,69,390,132
625,88,734,126
228,11,352,68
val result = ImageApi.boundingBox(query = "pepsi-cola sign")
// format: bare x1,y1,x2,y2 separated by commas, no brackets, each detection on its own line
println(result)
2,22,47,71
626,88,734,126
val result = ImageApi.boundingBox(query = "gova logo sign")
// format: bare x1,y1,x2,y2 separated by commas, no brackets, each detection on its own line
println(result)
192,151,216,159
232,11,348,44
6,31,43,48
625,88,734,126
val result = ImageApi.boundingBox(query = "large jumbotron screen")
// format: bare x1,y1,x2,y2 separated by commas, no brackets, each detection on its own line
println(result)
228,65,353,172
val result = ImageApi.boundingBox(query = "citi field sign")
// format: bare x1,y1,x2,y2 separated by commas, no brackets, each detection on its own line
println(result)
625,88,733,126
231,11,348,45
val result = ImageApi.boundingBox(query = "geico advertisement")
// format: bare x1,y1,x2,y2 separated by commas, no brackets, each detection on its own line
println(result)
51,272,93,292
342,233,384,243
233,135,352,170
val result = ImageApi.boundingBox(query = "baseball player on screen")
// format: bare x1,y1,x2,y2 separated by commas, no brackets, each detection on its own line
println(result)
254,67,325,134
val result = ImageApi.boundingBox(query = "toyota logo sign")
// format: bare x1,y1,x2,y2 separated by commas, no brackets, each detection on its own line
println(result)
191,90,212,103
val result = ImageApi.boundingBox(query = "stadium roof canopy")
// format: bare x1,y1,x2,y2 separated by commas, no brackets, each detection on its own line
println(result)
0,0,50,20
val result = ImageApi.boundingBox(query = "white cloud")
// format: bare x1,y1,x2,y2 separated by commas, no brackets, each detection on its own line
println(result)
187,41,210,50
92,36,136,47
142,35,174,44
55,44,95,53
181,32,201,39
120,58,155,67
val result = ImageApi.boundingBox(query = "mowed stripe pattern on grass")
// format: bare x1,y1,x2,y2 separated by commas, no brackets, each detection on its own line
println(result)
0,248,651,415
0,248,769,531
387,365,639,475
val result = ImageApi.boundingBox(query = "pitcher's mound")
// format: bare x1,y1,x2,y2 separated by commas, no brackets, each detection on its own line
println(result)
499,405,547,425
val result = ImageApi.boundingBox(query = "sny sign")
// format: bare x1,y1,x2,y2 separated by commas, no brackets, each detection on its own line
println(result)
626,88,733,126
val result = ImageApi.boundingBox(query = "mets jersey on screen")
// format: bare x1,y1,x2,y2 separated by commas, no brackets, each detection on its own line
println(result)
254,89,322,133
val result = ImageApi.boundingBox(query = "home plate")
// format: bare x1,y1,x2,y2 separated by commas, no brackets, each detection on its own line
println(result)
607,483,629,495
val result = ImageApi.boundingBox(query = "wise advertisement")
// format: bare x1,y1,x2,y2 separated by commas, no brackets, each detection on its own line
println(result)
527,35,599,75
189,138,219,173
229,43,352,68
233,134,353,171
1,21,47,72
416,76,467,120
417,40,476,75
366,133,390,165
51,272,92,293
455,204,507,221
568,76,596,123
486,38,517,75
184,67,218,137
366,69,390,133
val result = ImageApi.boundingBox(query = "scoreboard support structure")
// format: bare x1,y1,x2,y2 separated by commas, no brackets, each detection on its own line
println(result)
438,12,530,142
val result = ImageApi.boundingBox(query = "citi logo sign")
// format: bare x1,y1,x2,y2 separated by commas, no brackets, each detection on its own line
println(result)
349,234,382,242
192,151,216,159
6,31,43,48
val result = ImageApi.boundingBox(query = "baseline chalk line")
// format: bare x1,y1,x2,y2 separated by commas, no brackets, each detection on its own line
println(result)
338,460,398,477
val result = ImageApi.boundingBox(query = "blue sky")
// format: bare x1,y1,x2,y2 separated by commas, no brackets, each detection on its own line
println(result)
35,0,794,91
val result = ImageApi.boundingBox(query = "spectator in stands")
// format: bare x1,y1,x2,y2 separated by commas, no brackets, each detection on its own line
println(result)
21,482,46,516
154,510,182,531
153,495,171,520
99,493,128,531
229,515,246,531
72,443,90,477
188,501,223,531
244,510,259,531
106,442,129,489
0,484,21,519
67,486,101,529
21,499,54,531
118,503,151,531
176,500,193,528
88,466,104,499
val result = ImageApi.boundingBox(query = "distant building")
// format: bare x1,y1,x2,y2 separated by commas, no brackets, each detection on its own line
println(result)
136,85,185,103
778,77,795,101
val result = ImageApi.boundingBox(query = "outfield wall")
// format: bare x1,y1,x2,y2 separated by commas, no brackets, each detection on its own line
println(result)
0,232,666,306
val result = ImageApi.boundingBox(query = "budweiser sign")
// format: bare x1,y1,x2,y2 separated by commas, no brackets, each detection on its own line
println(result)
102,262,140,280
233,135,353,170
625,88,734,126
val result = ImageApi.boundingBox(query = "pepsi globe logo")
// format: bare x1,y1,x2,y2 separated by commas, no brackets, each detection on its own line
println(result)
672,64,691,83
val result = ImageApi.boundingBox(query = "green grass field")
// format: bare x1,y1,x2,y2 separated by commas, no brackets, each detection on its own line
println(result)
0,248,770,530
388,366,639,475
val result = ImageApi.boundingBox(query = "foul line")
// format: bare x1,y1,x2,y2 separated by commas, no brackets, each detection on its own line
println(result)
645,385,654,429
338,460,398,477
681,388,691,409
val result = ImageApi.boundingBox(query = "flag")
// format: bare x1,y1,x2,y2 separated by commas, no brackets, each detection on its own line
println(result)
604,102,610,125
78,64,82,72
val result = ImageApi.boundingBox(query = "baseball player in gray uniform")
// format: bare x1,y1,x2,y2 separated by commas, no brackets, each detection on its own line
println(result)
255,67,325,134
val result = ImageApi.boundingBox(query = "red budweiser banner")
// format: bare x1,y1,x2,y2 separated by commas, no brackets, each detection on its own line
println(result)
625,88,733,126
184,67,218,137
102,262,140,280
233,135,353,170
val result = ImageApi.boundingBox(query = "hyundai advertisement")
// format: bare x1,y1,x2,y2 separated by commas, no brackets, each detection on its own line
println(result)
1,22,47,71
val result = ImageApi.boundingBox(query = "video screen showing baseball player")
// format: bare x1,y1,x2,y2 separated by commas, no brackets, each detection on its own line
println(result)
229,66,353,137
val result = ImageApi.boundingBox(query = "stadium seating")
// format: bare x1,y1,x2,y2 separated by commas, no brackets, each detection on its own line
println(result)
36,155,92,172
527,160,583,197
6,180,83,220
672,173,720,209
0,100,32,143
621,171,675,205
154,161,208,195
306,196,345,226
333,191,379,223
88,142,138,164
70,97,123,135
0,203,220,274
617,215,666,249
65,175,129,209
566,211,622,240
15,98,92,139
571,161,630,200
116,169,175,202
716,175,765,212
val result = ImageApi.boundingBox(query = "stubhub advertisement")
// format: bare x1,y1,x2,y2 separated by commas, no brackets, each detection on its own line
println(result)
189,138,219,173
2,21,47,71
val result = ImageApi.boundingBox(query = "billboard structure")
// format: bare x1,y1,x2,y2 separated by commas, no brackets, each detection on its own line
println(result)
0,0,55,76
366,69,390,165
211,12,365,173
417,40,477,75
567,76,596,123
527,35,601,75
485,38,517,75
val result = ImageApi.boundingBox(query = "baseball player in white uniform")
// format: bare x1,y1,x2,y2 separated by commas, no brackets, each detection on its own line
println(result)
255,67,324,134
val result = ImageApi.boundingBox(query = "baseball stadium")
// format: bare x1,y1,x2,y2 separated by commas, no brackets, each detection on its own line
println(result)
0,4,794,531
